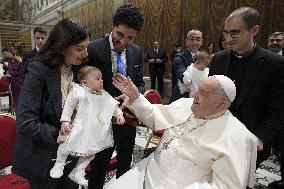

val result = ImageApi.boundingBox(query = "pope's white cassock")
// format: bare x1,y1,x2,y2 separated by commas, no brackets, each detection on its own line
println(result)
106,95,258,189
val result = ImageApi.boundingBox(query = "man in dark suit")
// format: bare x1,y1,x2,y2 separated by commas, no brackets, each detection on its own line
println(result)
23,27,47,63
267,31,284,189
209,7,284,189
20,27,47,81
268,32,284,56
170,29,203,103
87,4,144,189
145,41,168,97
170,43,181,92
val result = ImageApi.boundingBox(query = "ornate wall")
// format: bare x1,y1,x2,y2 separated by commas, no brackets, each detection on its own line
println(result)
64,0,125,40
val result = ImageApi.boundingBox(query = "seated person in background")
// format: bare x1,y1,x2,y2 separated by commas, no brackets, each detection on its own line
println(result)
50,66,125,187
107,74,258,189
0,48,13,75
178,50,210,98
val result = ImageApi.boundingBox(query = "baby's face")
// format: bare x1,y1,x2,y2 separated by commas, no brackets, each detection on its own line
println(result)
84,70,103,92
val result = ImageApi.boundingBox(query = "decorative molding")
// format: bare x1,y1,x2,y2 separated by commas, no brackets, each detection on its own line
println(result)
32,0,91,25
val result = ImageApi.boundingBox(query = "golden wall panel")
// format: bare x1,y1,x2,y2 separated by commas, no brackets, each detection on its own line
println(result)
0,25,31,51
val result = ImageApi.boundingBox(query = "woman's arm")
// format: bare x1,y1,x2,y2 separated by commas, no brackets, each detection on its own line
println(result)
16,62,59,145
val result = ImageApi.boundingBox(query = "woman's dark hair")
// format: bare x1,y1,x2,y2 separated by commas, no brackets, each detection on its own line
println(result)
219,34,225,51
207,43,215,54
113,3,144,32
11,42,23,57
39,18,88,69
33,27,47,35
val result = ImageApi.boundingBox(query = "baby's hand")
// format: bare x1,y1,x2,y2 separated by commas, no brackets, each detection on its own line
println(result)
60,121,72,135
116,115,125,125
185,85,191,92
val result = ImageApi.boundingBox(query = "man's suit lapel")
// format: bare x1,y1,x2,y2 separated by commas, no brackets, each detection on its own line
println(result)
126,45,134,80
103,37,112,73
236,47,265,111
45,68,62,120
184,50,194,66
217,50,231,75
33,48,38,56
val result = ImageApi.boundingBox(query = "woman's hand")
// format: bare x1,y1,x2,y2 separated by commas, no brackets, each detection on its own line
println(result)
14,55,22,63
60,121,72,135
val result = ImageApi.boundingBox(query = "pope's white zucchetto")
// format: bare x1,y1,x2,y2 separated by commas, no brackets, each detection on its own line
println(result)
213,75,236,102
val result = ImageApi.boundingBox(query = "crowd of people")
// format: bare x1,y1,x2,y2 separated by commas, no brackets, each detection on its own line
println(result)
0,3,283,189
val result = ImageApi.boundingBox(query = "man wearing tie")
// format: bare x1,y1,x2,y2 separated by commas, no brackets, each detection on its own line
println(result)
145,41,168,98
87,3,144,189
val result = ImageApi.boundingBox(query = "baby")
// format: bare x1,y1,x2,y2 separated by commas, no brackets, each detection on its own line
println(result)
178,51,210,97
50,66,125,187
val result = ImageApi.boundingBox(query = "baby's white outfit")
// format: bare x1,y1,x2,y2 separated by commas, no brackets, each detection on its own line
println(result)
50,84,122,186
178,64,209,97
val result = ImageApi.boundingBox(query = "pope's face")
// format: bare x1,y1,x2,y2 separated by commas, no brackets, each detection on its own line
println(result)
191,77,221,118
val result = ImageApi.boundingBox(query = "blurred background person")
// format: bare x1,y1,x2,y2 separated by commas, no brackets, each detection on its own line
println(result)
145,41,168,98
23,27,47,63
218,32,229,51
267,31,284,189
170,43,182,92
268,32,284,56
207,42,216,58
170,29,203,103
8,42,23,107
0,47,13,75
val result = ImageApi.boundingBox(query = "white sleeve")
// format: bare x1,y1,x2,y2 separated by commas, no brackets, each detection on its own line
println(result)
60,88,80,122
183,69,192,85
127,94,192,131
113,106,123,118
182,136,257,189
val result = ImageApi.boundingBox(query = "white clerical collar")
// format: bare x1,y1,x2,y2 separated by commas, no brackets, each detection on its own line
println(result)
233,43,256,59
194,110,226,120
278,49,283,56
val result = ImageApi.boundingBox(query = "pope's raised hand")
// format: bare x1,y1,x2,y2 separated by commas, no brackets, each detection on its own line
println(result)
112,74,140,101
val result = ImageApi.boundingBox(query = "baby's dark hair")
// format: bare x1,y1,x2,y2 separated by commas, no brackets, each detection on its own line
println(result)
77,66,101,83
193,50,210,64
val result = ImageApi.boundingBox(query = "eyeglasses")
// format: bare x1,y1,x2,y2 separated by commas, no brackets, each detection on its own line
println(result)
221,29,247,39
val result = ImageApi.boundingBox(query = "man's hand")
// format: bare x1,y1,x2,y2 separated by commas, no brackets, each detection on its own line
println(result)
149,59,155,63
156,59,162,63
14,55,22,62
257,137,264,151
60,121,72,136
112,74,140,101
115,94,129,110
185,84,191,92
